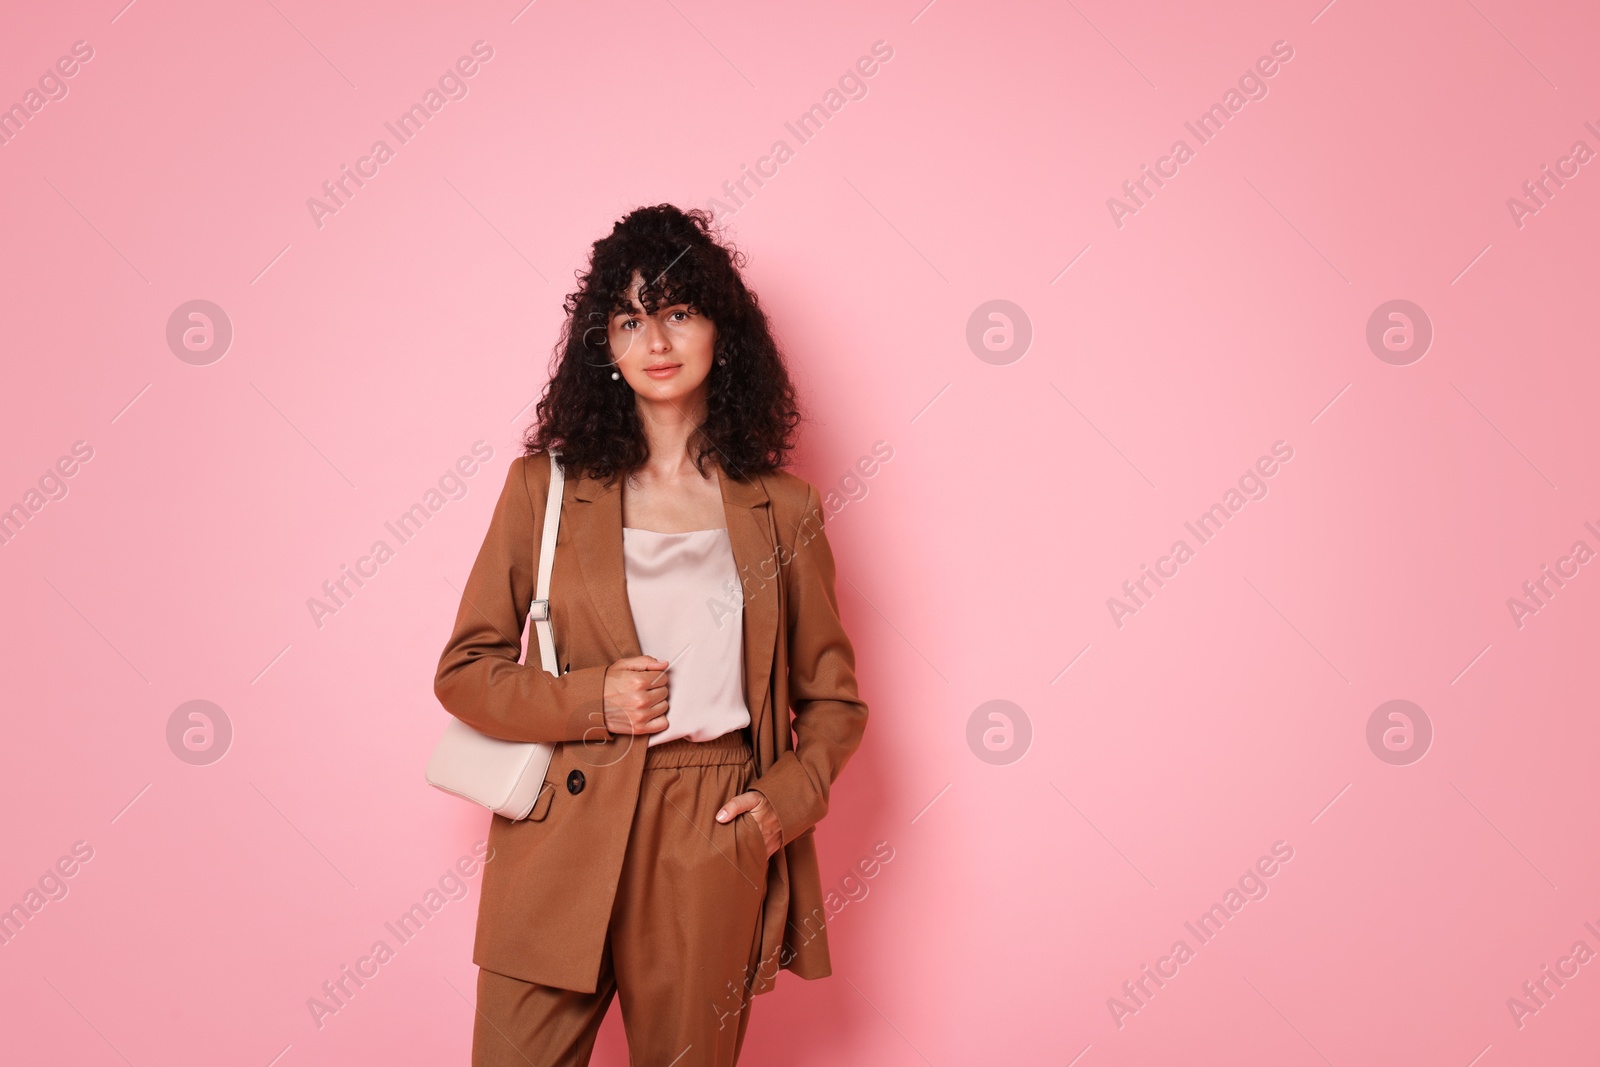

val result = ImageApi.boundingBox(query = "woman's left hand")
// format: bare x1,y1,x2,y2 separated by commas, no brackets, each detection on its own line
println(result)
716,790,782,859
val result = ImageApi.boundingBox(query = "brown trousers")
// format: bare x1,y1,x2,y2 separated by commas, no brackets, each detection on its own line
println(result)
472,729,770,1066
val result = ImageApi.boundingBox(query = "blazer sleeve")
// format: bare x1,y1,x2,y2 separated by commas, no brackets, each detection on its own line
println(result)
433,454,609,744
751,483,869,845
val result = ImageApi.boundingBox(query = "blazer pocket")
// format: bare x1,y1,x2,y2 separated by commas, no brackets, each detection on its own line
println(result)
524,780,556,822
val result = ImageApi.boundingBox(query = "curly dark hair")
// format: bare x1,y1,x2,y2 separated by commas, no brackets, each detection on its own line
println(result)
522,204,803,485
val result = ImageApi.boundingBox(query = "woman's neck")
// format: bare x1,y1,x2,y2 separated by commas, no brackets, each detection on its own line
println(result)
633,388,706,470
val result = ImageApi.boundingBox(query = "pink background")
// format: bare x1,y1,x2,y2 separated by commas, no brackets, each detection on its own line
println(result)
3,0,1598,1063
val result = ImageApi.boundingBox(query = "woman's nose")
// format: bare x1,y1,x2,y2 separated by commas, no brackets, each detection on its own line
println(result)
644,320,671,353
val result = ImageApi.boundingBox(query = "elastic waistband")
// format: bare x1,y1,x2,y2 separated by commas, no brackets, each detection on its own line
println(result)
645,728,753,769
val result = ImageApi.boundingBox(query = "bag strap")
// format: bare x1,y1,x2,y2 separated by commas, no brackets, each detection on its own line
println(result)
529,450,564,678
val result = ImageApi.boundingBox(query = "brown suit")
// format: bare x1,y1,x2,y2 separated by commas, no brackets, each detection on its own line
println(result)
433,453,868,997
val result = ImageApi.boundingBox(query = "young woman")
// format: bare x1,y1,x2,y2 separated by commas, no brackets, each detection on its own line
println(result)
433,204,869,1066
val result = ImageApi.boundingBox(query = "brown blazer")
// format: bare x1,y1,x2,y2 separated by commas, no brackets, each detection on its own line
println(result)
433,453,868,996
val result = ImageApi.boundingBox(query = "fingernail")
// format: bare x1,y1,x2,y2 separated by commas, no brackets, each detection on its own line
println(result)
715,811,728,822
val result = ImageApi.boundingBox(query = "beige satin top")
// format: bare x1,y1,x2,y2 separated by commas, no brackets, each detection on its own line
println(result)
621,526,751,746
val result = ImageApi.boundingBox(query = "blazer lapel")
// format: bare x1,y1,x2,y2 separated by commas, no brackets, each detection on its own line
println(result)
723,472,780,739
568,466,780,738
567,472,639,661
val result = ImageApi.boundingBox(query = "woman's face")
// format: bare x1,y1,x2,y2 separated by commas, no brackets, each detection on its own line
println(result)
607,271,718,407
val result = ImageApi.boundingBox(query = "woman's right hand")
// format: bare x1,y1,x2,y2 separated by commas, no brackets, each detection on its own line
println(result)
601,655,671,735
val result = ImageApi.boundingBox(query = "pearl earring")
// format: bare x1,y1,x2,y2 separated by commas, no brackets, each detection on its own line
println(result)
717,357,727,365
611,370,620,380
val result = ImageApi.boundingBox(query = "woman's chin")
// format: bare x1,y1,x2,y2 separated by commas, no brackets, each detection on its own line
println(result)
634,377,707,402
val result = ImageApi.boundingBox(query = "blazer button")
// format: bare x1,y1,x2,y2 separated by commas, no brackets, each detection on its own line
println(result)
566,769,586,795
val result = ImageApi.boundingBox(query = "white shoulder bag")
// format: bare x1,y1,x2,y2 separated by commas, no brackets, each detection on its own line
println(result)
425,451,566,820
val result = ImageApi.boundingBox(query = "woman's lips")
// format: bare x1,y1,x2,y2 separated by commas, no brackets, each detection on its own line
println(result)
644,364,682,378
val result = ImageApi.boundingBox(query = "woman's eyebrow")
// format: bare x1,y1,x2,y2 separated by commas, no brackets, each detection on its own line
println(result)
613,301,688,318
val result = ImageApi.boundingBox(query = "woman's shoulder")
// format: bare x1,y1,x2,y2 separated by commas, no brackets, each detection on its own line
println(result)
505,450,561,513
502,451,533,485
